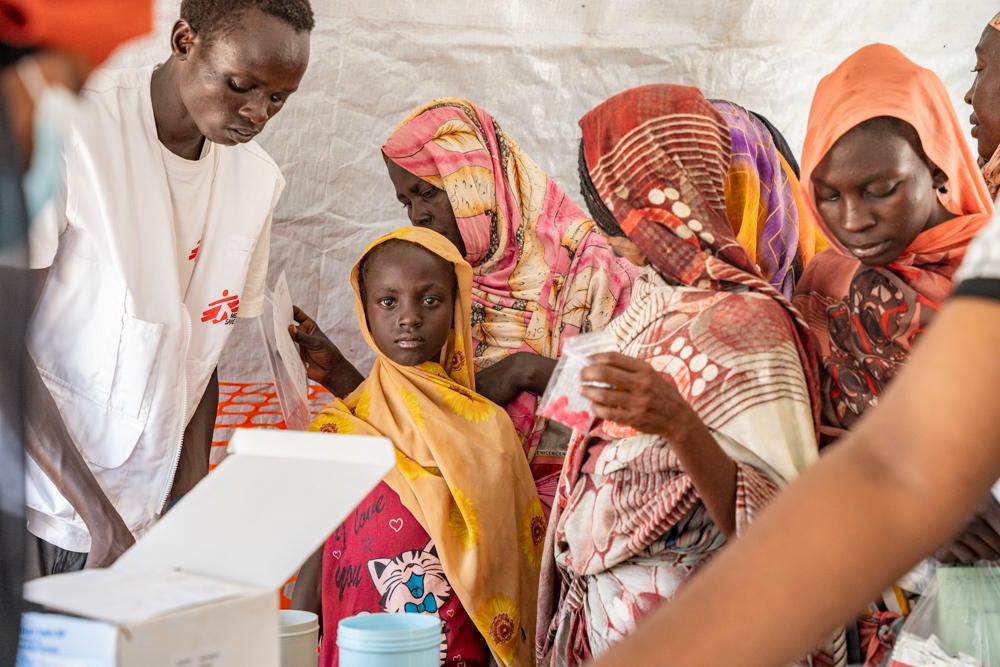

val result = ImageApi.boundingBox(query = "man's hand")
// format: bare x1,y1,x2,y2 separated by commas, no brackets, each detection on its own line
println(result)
84,508,135,568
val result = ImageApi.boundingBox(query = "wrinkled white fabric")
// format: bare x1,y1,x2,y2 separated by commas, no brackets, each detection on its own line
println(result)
108,0,993,386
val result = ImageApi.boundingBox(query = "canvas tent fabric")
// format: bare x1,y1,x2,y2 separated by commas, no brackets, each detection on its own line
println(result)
102,1,993,462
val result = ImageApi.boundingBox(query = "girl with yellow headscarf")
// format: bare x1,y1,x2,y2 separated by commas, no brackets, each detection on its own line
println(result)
308,227,541,667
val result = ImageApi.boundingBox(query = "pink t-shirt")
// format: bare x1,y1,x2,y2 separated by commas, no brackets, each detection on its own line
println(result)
320,482,490,666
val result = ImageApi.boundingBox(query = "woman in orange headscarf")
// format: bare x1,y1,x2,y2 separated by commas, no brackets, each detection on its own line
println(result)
794,43,995,662
796,43,993,437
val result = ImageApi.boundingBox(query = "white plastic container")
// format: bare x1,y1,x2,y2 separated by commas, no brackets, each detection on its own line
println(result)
338,613,441,667
280,610,319,667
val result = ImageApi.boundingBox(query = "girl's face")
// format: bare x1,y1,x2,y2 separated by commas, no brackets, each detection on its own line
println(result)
361,241,456,366
811,118,951,267
385,159,467,257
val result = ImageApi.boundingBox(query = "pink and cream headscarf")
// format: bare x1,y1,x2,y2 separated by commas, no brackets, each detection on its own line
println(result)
382,99,636,458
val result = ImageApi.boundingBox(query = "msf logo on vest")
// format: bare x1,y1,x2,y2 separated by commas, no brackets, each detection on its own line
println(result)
202,290,240,325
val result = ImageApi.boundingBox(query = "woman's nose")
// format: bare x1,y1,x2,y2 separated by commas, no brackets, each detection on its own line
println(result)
841,200,876,233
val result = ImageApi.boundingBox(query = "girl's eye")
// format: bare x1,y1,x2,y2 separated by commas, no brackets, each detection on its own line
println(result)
378,297,395,308
228,79,251,93
423,296,440,306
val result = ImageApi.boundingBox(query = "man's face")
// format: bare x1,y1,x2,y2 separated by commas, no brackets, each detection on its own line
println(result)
174,7,310,146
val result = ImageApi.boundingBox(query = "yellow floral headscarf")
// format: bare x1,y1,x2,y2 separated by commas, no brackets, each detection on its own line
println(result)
310,226,542,666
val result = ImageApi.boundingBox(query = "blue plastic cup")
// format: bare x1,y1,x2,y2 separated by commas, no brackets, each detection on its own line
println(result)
337,613,441,667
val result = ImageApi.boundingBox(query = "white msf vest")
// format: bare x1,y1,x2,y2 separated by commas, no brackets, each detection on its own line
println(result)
26,67,284,551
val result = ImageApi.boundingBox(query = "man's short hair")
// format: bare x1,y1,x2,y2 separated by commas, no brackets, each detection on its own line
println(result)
179,0,315,39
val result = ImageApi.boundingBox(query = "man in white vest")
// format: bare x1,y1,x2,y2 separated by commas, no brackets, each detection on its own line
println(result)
25,0,313,575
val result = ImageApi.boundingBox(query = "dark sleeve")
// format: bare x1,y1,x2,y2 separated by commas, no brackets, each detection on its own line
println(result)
953,278,1000,301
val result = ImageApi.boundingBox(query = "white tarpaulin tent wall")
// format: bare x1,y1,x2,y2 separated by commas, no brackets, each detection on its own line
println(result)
107,0,994,450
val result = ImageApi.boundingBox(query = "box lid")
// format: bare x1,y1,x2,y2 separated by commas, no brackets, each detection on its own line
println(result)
112,430,393,590
23,567,254,625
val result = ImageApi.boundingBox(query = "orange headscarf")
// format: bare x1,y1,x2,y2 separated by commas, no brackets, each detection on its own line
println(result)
0,0,152,66
800,43,993,252
795,44,994,434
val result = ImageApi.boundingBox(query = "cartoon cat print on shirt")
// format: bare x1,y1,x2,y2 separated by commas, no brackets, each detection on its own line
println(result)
368,539,452,662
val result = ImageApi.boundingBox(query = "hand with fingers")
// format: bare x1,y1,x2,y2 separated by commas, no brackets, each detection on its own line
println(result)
935,494,1000,564
476,352,557,407
288,306,363,397
580,351,738,536
84,508,135,568
579,352,699,439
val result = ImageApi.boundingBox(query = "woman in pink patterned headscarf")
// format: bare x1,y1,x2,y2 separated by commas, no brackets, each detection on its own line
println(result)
382,98,638,510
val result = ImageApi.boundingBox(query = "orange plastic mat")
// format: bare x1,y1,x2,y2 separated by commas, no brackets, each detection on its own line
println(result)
212,381,334,607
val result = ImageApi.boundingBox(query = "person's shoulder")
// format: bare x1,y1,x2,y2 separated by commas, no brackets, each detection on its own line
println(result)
82,65,152,97
72,66,153,130
225,140,285,187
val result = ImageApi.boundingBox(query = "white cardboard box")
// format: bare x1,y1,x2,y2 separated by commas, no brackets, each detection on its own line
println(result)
18,430,394,667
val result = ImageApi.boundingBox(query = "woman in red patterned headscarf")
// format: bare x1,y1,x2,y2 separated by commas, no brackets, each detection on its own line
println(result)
536,84,835,666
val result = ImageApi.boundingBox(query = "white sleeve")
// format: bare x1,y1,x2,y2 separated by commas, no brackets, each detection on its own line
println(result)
956,210,1000,284
238,213,271,319
238,175,283,319
27,153,69,270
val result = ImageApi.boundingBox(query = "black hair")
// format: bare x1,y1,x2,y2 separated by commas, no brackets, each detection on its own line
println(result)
578,141,625,238
358,238,459,303
179,0,314,39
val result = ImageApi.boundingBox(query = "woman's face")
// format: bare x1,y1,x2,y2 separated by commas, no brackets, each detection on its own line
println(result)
810,119,950,267
385,159,467,257
966,27,1000,163
361,241,456,367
